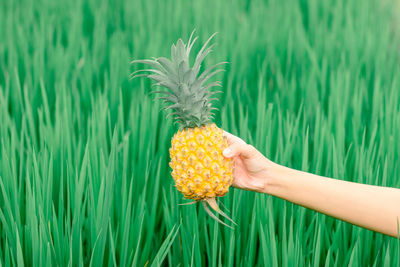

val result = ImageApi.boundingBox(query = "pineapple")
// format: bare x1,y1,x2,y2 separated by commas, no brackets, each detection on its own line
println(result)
131,32,235,227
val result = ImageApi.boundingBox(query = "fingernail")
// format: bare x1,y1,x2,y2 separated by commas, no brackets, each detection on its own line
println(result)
223,148,233,157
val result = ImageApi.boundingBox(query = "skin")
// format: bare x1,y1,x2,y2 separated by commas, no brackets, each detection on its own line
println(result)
222,131,400,238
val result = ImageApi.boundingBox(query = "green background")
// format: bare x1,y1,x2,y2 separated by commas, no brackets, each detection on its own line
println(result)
1,0,400,266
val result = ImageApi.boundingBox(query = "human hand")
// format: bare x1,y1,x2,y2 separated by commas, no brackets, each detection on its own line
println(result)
223,131,277,193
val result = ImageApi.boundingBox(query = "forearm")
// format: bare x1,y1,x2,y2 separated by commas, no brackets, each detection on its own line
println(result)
265,164,400,237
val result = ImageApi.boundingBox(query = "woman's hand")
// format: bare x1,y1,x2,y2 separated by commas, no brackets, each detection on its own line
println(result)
223,131,276,193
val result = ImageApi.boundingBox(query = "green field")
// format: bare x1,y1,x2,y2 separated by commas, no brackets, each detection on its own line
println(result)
1,0,400,266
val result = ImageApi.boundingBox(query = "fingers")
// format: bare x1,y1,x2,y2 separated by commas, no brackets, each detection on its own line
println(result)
223,130,246,145
223,130,255,159
223,142,257,159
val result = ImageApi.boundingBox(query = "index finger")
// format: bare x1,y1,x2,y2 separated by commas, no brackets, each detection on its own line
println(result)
223,130,247,145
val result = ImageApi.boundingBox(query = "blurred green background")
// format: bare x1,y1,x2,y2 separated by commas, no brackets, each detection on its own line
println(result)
1,0,400,266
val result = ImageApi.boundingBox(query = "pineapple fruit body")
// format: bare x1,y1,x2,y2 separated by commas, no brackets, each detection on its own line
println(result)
170,123,234,200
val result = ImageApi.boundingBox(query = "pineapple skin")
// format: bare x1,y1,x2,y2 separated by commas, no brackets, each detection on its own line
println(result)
169,123,234,200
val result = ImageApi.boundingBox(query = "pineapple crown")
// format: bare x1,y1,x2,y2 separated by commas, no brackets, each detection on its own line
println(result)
131,32,226,129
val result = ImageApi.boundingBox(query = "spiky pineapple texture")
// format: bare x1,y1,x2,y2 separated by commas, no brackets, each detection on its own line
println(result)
170,123,234,200
131,32,225,129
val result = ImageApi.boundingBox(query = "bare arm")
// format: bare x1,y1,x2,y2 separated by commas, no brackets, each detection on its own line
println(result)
266,164,400,237
223,132,400,238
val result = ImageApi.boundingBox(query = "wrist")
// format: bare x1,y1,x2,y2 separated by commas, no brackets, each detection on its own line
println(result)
262,161,293,196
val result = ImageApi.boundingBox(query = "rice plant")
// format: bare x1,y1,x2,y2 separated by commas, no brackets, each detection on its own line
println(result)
0,0,400,266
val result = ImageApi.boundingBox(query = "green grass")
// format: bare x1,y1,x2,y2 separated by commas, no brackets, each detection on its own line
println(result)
1,0,400,266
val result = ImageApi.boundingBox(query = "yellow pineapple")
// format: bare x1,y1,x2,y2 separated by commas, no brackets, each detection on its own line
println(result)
131,32,235,226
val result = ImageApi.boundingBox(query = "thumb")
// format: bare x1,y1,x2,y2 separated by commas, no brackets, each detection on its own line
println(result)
223,142,257,159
